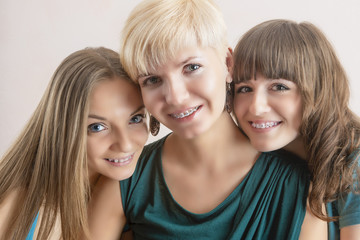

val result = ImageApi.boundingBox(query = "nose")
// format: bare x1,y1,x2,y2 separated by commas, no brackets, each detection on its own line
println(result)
164,77,189,105
110,129,133,153
249,90,271,116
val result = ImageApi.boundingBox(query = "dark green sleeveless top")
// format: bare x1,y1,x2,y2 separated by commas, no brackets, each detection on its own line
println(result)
120,136,310,239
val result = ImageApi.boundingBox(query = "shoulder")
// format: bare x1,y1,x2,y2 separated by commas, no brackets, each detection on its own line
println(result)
261,149,309,175
120,135,169,200
89,176,125,239
131,135,168,174
0,189,21,237
141,135,168,156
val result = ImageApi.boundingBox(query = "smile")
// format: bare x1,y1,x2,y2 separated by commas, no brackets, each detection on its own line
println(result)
171,106,200,119
251,121,280,129
105,153,134,163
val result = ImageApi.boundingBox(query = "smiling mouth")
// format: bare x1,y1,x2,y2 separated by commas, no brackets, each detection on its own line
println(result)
170,106,200,119
105,153,134,163
251,121,281,129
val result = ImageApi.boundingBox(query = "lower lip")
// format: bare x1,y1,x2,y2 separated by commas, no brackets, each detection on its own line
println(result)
170,105,202,122
249,122,281,133
104,154,134,167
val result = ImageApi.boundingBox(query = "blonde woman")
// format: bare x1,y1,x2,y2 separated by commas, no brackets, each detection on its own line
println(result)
233,19,360,239
0,47,148,240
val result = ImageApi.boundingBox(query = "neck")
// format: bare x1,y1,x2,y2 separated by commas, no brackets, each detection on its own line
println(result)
283,136,307,160
165,111,247,167
88,171,101,191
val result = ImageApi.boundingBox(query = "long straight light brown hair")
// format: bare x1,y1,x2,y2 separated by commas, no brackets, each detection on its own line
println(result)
233,19,360,220
0,47,132,239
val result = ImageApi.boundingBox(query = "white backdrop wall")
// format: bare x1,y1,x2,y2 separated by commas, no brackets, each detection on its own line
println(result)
0,0,359,155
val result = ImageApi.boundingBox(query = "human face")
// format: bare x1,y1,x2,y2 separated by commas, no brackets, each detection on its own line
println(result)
138,46,232,139
233,74,303,152
87,77,148,183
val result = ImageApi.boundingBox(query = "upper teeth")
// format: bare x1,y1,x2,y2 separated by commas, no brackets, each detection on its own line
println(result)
172,106,199,119
252,122,279,129
106,155,132,163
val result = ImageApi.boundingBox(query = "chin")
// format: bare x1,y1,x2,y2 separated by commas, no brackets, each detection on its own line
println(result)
252,141,280,153
108,168,136,181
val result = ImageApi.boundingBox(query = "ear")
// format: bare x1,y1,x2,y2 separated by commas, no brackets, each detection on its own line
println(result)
225,47,233,83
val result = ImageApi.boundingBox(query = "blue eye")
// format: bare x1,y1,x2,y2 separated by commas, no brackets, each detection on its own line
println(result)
185,64,200,72
88,123,107,133
142,76,161,87
129,114,146,124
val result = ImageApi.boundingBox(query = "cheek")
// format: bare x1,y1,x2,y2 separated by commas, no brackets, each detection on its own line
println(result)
233,95,248,117
286,98,303,128
86,138,99,160
133,125,149,146
87,137,107,159
141,89,161,111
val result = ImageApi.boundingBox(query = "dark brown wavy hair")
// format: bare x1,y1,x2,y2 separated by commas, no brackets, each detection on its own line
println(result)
233,19,360,220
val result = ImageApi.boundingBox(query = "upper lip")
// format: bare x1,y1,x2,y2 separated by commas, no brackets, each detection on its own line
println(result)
249,121,281,128
169,105,200,118
250,120,280,124
105,153,134,161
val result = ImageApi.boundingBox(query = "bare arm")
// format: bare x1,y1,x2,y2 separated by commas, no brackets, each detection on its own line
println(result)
0,190,19,238
299,183,327,240
299,204,327,240
340,224,360,239
88,176,126,240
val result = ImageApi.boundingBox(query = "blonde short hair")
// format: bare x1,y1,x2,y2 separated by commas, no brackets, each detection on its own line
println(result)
120,0,228,82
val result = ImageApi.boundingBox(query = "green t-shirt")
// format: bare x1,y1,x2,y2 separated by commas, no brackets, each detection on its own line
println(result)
120,136,310,239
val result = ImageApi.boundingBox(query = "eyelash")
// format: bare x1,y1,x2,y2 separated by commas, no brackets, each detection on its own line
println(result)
88,123,107,133
184,64,201,73
237,83,290,93
141,76,161,87
271,83,290,91
129,114,146,124
141,63,201,87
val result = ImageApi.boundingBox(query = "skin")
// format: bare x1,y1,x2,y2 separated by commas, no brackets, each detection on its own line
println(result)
87,77,148,185
233,73,304,157
87,77,148,240
138,46,230,140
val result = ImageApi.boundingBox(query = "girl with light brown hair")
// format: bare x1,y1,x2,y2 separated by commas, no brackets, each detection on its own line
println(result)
0,47,148,239
233,19,360,239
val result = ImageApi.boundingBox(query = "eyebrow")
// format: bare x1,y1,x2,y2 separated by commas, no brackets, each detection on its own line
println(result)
131,105,145,115
88,105,145,120
178,56,202,67
88,114,107,121
137,56,202,79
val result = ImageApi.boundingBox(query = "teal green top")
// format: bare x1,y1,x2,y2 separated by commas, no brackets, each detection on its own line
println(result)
120,136,310,239
327,150,360,240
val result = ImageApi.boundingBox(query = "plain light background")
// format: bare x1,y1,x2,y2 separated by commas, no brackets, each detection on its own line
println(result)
0,0,359,156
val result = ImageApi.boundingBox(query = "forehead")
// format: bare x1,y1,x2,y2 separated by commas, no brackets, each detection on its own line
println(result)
140,45,222,76
89,78,142,111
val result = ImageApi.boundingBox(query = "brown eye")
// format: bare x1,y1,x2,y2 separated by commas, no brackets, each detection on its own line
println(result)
271,84,289,91
237,86,252,93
